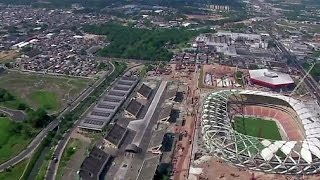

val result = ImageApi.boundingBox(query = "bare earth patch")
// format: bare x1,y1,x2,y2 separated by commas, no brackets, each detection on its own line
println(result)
0,50,19,62
196,157,320,180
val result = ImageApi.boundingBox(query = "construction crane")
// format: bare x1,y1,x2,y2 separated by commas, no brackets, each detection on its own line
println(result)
290,62,316,96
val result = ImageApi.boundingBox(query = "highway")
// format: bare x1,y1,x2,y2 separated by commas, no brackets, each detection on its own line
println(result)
0,120,58,171
45,61,115,180
0,62,114,172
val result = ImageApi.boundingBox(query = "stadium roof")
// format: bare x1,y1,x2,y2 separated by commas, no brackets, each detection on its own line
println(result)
249,69,294,85
201,90,320,175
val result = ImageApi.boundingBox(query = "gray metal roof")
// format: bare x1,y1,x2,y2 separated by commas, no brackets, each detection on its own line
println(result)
79,147,111,180
78,75,139,131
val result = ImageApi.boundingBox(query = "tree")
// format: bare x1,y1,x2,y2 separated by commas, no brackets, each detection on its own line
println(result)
17,103,28,110
4,62,12,68
10,123,23,133
0,88,15,102
28,108,51,128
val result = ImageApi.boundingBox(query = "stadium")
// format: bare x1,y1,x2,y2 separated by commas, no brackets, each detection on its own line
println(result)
201,90,320,175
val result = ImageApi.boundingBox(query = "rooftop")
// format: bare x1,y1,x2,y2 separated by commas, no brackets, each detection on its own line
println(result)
137,84,153,99
79,147,111,180
78,75,138,131
125,99,143,118
249,69,294,85
104,124,127,147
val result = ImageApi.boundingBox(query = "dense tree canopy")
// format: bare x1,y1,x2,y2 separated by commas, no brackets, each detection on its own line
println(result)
27,108,51,128
83,23,210,61
0,88,15,102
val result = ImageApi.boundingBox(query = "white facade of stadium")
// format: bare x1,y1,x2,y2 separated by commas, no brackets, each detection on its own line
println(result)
201,90,320,174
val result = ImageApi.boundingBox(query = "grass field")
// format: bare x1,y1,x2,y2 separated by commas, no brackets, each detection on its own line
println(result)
30,90,60,111
234,116,282,140
0,71,92,112
0,159,28,180
0,117,36,163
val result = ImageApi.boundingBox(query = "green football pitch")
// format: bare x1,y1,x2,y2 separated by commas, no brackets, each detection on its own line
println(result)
234,116,282,140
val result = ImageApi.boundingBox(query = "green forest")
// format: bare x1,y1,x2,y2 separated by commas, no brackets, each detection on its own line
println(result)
83,23,210,61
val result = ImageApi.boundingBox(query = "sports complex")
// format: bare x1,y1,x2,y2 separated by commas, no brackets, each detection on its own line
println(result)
201,90,320,175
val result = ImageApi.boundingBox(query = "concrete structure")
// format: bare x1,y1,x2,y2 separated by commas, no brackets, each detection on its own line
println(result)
104,124,128,149
201,90,320,175
196,32,270,56
249,69,294,89
79,80,178,180
79,146,112,180
78,76,138,131
137,84,152,99
125,99,143,119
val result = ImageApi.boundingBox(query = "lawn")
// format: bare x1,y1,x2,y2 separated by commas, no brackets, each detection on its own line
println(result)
0,117,36,163
0,71,92,112
30,90,60,111
234,116,282,140
0,159,28,180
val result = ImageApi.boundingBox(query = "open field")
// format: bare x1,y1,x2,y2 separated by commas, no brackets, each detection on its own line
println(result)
0,50,19,62
234,116,282,140
30,90,60,111
0,159,28,180
0,71,92,112
0,117,36,163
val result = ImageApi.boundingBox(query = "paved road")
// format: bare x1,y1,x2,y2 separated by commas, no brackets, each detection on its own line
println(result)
0,106,26,121
45,63,142,180
263,22,320,104
251,0,320,104
0,62,114,172
129,81,167,146
0,120,58,172
45,61,115,180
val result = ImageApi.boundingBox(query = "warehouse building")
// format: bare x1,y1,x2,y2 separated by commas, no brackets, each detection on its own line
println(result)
78,75,138,131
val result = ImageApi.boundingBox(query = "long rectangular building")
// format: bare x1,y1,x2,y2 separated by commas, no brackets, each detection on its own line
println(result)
78,75,139,131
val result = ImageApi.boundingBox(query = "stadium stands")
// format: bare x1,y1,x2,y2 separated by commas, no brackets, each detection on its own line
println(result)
241,105,303,141
201,90,320,175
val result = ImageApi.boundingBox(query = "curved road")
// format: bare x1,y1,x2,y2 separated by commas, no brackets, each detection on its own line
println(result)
45,63,143,180
0,61,114,172
45,61,115,180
